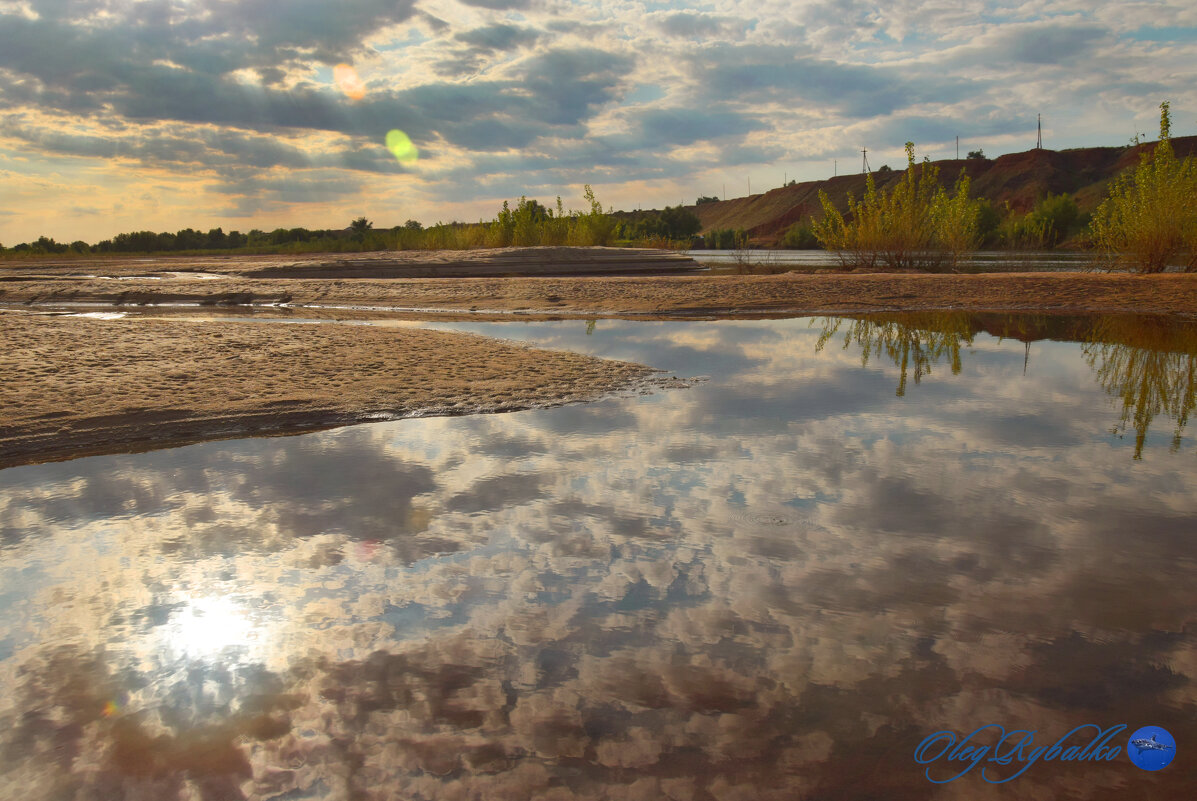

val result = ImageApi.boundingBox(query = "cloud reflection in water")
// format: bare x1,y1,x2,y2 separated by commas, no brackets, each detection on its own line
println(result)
0,315,1195,800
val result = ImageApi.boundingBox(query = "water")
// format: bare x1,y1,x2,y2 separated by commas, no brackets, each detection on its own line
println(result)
1,313,1195,799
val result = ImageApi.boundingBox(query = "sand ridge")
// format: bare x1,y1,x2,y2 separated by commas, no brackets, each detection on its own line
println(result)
0,313,676,469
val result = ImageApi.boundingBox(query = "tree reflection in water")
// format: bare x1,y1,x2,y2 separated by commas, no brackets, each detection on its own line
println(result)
1083,316,1197,458
816,312,1197,457
815,312,975,396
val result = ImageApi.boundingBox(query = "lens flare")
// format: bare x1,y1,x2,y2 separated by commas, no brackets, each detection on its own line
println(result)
385,129,419,165
333,63,366,100
101,700,120,718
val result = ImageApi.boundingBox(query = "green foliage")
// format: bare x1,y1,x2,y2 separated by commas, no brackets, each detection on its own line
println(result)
997,193,1080,248
1091,101,1197,272
704,228,747,249
699,226,746,247
695,195,720,205
4,188,620,258
813,142,983,271
780,223,819,249
621,205,701,245
485,190,617,248
967,149,986,160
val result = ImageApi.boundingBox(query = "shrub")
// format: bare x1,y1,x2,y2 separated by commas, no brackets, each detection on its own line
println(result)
1091,101,1197,272
780,223,819,249
996,194,1081,249
813,142,982,271
704,228,746,249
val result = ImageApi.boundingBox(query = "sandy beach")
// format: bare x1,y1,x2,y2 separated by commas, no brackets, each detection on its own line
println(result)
4,254,1197,317
0,313,675,469
6,249,1197,468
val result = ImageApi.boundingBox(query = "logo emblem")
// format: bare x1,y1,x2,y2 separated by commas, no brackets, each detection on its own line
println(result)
1126,726,1175,771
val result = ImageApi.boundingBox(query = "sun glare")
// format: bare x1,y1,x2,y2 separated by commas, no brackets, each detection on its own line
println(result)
164,595,263,661
333,63,367,100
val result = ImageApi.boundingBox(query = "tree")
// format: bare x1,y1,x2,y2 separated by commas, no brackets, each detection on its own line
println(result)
403,219,423,230
696,195,719,205
1091,101,1197,272
967,149,986,160
813,141,982,271
350,217,373,235
658,205,701,240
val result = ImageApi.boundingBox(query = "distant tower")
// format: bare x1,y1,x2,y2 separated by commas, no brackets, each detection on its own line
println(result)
956,135,959,160
861,148,871,174
1036,114,1043,149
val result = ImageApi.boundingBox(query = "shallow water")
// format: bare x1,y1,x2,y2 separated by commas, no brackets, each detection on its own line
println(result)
1,313,1195,799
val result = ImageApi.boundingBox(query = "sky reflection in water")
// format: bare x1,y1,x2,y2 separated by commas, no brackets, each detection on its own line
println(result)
1,314,1195,800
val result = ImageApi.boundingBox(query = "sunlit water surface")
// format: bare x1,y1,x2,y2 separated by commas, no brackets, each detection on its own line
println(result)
2,314,1195,800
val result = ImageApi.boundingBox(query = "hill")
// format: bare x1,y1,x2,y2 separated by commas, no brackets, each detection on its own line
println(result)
654,136,1197,247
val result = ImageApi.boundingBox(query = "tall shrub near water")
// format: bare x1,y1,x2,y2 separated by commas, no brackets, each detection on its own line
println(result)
813,142,981,271
1091,101,1197,272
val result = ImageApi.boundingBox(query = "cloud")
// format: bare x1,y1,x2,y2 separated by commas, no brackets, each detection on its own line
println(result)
456,0,532,8
625,107,768,147
455,23,540,52
691,44,979,117
3,0,1197,239
949,21,1109,67
651,12,752,40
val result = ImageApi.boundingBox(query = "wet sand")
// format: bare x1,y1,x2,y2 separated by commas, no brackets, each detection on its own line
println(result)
4,260,1197,318
0,313,675,470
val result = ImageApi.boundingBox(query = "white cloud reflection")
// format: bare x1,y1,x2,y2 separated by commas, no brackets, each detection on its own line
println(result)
0,315,1195,799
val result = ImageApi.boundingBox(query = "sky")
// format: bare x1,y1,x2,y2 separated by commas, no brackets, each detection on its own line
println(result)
1,0,1196,244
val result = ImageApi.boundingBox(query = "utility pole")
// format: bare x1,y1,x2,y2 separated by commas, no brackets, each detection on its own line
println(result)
1036,114,1042,149
861,148,871,174
956,136,959,160
834,159,837,177
748,176,751,196
722,182,726,200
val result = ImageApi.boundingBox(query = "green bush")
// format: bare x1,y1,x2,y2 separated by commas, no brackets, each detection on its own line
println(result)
1091,101,1197,272
704,228,748,249
780,223,819,249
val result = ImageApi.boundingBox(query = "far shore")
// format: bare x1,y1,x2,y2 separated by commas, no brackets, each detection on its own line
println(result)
3,249,1197,317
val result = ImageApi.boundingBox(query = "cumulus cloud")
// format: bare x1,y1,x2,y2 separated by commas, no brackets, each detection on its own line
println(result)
2,0,1197,240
